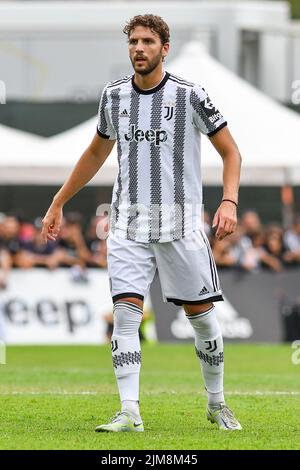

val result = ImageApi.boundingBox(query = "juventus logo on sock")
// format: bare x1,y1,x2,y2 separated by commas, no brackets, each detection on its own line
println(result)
111,340,118,352
205,340,217,352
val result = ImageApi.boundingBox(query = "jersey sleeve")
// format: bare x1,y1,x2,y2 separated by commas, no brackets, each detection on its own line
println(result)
190,84,227,137
97,86,117,140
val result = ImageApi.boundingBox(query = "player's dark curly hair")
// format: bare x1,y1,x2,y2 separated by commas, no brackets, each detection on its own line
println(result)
123,14,170,45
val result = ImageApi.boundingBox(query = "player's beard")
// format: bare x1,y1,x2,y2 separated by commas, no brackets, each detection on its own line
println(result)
131,50,163,76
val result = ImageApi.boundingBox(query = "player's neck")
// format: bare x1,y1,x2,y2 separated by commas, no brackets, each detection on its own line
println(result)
134,67,165,91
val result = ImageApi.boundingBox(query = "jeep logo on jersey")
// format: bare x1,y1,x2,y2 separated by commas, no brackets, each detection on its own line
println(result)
125,124,167,146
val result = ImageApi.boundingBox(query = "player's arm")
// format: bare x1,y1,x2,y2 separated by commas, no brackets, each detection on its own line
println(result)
41,134,115,242
209,126,242,240
190,84,241,240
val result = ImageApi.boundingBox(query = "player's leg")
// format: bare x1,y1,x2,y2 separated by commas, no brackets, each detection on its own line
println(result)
183,302,242,430
155,230,241,430
96,234,156,433
111,295,143,427
184,301,223,408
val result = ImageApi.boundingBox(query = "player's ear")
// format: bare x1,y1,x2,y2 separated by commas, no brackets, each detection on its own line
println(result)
162,42,170,59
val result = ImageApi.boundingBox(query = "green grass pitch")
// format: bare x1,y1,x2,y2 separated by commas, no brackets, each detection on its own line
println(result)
0,343,299,450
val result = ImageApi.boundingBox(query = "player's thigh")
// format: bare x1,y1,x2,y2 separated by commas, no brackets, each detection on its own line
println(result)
107,232,156,305
154,230,222,305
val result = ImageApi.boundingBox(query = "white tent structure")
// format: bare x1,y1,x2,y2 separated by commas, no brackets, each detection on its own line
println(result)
42,118,118,185
0,119,118,185
0,124,46,184
1,41,300,185
168,42,300,186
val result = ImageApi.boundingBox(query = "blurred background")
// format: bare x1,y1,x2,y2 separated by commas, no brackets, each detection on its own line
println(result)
1,0,300,345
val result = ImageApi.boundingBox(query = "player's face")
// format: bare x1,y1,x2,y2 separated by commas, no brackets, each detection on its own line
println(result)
128,26,169,75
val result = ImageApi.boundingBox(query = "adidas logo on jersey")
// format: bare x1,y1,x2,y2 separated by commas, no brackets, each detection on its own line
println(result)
120,109,129,117
198,286,209,296
125,124,167,147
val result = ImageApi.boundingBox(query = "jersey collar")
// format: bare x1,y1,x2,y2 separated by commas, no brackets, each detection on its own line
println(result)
132,72,170,95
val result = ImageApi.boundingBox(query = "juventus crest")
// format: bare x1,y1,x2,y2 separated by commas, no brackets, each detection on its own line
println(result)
164,103,175,121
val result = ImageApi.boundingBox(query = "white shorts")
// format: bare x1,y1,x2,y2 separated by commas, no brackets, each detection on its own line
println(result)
107,230,223,306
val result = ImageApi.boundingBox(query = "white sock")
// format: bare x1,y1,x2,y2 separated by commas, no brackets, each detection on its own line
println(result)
111,301,142,418
121,400,140,420
187,306,225,407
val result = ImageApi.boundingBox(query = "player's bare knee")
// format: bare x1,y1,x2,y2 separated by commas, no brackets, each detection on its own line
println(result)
114,296,144,310
184,302,213,316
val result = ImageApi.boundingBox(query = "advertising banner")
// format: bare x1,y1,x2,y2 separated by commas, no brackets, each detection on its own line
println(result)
150,269,300,343
0,269,112,344
1,268,299,344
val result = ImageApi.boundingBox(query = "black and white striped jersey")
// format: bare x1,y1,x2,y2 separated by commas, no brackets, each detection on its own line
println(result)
97,71,227,243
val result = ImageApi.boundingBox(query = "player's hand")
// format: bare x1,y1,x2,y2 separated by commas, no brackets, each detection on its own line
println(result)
41,203,63,243
212,201,237,240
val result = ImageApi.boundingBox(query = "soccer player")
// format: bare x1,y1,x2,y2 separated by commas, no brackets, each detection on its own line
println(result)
42,14,242,431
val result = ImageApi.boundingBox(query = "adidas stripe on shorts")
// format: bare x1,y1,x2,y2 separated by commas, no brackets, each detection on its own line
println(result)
107,229,223,306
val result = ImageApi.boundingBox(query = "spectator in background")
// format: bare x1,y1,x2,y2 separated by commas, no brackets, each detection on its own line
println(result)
236,210,282,272
233,227,282,272
0,215,21,261
251,230,282,272
0,244,11,290
56,212,90,282
263,224,286,264
240,210,262,239
241,209,262,238
283,216,300,264
14,219,60,270
213,213,285,272
85,215,108,268
213,224,282,272
0,214,16,288
238,230,264,272
235,210,261,269
212,228,242,268
0,209,299,273
56,212,89,264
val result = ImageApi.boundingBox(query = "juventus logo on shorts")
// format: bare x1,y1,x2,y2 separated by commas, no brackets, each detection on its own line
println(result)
205,340,217,353
164,105,174,121
111,340,118,352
